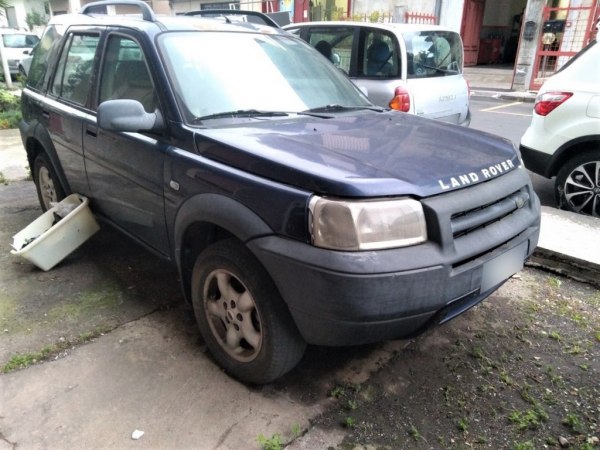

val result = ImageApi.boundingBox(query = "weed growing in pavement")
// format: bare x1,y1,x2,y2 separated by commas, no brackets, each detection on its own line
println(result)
457,418,469,433
291,424,301,438
256,433,282,450
508,405,549,431
346,399,358,411
408,424,421,441
561,413,583,433
342,417,355,428
329,385,344,398
513,440,535,450
0,171,7,185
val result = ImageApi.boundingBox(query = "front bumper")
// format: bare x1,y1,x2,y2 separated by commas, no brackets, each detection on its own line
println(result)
249,168,540,346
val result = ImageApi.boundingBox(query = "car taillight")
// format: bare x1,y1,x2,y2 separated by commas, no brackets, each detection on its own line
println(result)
389,86,410,112
534,92,573,116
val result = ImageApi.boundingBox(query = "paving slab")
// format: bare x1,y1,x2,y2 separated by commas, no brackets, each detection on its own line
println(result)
0,311,322,450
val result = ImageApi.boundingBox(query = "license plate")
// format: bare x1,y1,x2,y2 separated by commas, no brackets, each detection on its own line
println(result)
481,242,527,292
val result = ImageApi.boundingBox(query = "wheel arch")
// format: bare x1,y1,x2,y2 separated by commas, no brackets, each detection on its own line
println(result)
547,135,600,178
173,194,274,303
22,123,72,196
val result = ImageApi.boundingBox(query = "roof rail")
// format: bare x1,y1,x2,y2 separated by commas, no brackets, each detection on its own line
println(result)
81,0,156,22
184,10,280,28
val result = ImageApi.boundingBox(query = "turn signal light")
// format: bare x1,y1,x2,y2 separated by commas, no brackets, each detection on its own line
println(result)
389,86,410,112
534,92,573,116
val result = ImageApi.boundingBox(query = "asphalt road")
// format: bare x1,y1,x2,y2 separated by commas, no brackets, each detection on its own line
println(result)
469,98,556,207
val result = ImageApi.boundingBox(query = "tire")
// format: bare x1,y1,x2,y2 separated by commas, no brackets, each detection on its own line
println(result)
555,150,600,218
33,153,66,212
191,239,306,384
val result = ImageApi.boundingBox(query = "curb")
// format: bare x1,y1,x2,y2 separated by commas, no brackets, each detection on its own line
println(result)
470,89,537,103
471,87,537,103
529,248,600,289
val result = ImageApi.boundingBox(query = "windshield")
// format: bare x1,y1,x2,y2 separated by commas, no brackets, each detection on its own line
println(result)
158,32,371,124
2,33,40,48
403,31,462,79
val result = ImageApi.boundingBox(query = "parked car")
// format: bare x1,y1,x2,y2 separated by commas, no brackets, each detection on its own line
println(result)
17,45,36,77
520,39,599,217
20,1,540,384
284,21,471,126
0,28,40,77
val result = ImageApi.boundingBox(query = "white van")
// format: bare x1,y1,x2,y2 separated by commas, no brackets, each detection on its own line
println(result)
284,22,470,126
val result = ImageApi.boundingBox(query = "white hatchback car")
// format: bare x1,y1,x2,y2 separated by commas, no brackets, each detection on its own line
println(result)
284,22,470,126
0,28,40,76
520,39,599,217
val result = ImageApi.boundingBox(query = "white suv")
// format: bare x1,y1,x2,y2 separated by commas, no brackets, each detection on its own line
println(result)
284,22,470,126
520,39,599,217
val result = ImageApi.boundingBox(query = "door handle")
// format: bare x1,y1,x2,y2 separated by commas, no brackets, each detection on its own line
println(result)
85,126,98,138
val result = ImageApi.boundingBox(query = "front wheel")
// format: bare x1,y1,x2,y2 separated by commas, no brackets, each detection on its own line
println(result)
555,150,600,217
191,239,306,384
33,153,65,211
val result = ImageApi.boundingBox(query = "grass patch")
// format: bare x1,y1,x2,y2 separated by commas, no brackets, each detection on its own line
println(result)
1,328,109,373
256,433,282,450
0,88,21,129
508,406,549,431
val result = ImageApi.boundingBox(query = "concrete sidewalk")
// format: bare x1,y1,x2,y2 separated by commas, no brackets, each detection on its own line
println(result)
463,64,537,102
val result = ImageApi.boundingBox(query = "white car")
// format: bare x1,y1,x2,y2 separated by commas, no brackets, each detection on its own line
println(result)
284,21,470,126
520,39,599,217
0,28,40,77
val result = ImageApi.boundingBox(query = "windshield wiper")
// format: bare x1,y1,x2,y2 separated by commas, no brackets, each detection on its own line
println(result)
193,109,289,122
415,63,459,75
303,104,384,114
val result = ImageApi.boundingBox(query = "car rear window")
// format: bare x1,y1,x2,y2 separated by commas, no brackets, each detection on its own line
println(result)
2,33,39,48
403,31,463,79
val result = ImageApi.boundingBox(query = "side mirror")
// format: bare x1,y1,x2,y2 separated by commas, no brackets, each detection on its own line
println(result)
97,99,163,133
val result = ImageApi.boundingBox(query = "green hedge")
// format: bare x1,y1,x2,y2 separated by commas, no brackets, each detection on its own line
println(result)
0,88,21,129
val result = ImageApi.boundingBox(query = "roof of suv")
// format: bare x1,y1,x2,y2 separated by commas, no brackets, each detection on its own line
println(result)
46,4,285,35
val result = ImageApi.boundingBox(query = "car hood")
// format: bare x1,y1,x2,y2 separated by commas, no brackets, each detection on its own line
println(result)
194,111,519,198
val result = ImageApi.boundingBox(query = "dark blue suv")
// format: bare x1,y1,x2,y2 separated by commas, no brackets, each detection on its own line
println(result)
20,1,541,384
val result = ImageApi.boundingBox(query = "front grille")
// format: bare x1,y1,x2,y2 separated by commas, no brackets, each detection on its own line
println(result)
450,188,530,239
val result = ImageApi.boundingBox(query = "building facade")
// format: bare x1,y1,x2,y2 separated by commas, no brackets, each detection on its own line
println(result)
3,0,598,91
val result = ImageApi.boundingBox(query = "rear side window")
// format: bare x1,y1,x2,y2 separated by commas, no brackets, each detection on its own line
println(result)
404,31,463,78
50,33,100,105
98,35,156,113
307,27,355,75
27,25,64,91
359,30,399,78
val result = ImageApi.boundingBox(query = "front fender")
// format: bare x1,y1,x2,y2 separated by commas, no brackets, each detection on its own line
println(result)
173,193,276,304
173,193,273,269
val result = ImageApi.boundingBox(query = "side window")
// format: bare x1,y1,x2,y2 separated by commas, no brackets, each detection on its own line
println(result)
307,27,354,74
99,35,156,113
360,30,399,78
50,33,100,105
27,25,65,91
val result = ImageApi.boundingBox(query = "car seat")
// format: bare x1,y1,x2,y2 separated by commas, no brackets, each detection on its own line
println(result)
366,39,392,76
111,60,156,111
315,40,334,63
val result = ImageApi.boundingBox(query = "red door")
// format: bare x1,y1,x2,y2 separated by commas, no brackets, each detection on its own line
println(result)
461,0,485,66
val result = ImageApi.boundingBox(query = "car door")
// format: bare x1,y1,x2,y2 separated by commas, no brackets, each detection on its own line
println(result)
402,30,470,124
82,32,170,256
351,27,403,109
45,30,101,196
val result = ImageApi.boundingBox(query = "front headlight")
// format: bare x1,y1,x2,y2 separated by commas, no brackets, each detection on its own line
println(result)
308,196,427,251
